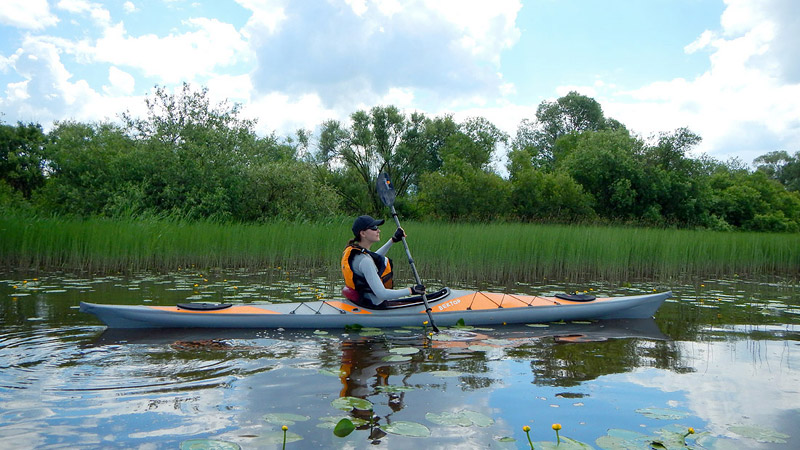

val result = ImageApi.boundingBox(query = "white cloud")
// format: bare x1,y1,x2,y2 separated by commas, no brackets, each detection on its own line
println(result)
0,0,59,30
104,66,135,95
597,0,800,163
56,0,112,27
123,2,138,14
91,18,250,83
241,0,520,110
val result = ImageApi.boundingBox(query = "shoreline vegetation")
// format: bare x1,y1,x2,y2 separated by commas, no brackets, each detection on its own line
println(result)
2,214,798,282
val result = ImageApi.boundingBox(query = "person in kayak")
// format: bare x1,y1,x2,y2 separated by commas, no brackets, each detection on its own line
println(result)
341,215,425,307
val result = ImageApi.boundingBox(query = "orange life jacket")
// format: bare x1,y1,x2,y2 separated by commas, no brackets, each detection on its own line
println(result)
341,245,393,298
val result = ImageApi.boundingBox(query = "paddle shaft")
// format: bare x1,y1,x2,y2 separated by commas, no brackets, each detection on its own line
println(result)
388,205,439,332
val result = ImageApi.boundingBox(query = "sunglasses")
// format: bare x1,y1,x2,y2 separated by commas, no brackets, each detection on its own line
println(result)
366,225,379,231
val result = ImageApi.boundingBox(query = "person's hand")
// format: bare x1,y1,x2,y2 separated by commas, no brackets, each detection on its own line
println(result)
391,227,406,243
410,284,426,295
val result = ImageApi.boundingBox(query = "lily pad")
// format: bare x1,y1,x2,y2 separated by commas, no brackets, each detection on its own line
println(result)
313,330,329,335
429,370,462,377
595,428,653,450
389,347,420,355
496,436,516,442
728,424,790,443
634,407,690,420
317,415,369,429
526,323,549,328
425,411,473,427
376,384,415,393
333,418,356,437
179,439,241,450
468,345,496,352
263,412,310,425
425,409,494,428
381,355,412,362
318,368,348,377
382,421,430,437
533,436,593,449
461,410,494,427
251,431,303,445
331,396,373,411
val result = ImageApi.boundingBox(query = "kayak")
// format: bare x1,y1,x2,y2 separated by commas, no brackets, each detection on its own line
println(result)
79,288,671,329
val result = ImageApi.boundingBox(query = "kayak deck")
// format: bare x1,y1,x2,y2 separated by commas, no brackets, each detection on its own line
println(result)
80,289,671,329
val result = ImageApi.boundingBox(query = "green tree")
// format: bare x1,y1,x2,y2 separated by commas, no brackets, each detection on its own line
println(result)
0,121,47,199
507,149,594,222
416,117,510,220
557,128,646,220
754,150,800,192
513,91,618,170
315,106,430,215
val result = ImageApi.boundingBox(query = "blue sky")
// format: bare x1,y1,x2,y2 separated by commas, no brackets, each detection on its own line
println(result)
1,0,798,166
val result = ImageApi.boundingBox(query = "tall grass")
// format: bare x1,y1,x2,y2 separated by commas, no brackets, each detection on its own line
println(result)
2,213,798,281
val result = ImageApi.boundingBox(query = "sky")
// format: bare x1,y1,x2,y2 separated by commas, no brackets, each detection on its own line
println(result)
1,0,799,166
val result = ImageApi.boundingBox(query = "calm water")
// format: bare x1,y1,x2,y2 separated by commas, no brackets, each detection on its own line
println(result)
1,268,798,449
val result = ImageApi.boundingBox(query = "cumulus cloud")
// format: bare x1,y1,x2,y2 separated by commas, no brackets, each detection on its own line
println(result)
241,0,520,109
90,18,251,83
0,0,59,30
600,0,800,163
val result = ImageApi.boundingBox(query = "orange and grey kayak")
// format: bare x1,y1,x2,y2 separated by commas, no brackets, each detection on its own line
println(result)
80,289,671,329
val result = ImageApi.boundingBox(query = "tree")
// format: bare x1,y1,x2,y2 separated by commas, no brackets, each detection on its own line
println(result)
0,121,47,198
557,128,646,220
507,149,594,222
315,106,431,215
513,91,617,170
754,150,800,192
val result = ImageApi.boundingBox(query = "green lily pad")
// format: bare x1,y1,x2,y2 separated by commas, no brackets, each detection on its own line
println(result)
381,355,412,362
376,385,415,393
497,436,516,442
263,412,310,425
317,415,369,429
318,368,347,377
331,396,373,411
634,407,690,420
526,323,549,328
429,370,462,377
728,424,790,443
179,439,241,450
425,409,494,428
425,411,473,427
313,330,329,335
389,347,420,355
482,339,512,346
461,410,494,427
359,330,384,337
468,345,496,352
333,418,356,437
382,421,430,437
251,431,303,445
595,428,654,450
533,436,593,449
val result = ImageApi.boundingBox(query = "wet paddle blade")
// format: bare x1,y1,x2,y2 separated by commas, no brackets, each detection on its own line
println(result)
377,172,396,207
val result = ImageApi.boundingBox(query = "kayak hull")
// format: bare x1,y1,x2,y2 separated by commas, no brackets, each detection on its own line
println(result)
80,289,671,329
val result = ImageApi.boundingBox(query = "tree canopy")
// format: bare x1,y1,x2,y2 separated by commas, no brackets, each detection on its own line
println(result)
1,85,798,232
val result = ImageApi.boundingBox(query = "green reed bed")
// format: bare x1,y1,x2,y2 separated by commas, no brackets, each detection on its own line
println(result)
1,214,798,281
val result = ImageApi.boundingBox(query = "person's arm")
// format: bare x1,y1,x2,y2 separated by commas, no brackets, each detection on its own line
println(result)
374,239,393,256
355,255,411,302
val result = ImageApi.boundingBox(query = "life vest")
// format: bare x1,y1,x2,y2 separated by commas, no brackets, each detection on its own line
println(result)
341,245,393,298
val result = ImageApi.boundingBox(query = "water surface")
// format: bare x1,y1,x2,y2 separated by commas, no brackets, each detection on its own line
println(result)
1,269,798,449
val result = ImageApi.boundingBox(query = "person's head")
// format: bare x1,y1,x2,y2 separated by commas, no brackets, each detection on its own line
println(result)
351,215,384,245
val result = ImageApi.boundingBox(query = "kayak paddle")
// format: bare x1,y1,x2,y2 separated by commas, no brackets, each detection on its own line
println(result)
376,172,439,333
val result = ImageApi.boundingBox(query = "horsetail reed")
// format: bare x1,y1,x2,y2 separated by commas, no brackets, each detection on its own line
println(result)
2,213,798,282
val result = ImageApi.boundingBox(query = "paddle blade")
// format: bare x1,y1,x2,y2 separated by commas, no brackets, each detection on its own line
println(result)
377,172,396,207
